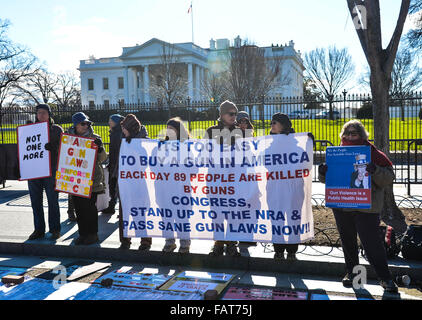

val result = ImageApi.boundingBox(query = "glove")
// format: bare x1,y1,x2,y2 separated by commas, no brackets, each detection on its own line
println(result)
307,132,315,142
93,138,103,148
44,142,53,151
366,162,377,174
318,163,328,175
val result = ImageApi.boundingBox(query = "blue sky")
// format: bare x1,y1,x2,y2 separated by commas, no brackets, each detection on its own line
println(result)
1,0,415,92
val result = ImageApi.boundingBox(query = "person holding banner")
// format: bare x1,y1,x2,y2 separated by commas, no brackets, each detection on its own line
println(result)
68,112,107,245
27,104,63,240
318,120,398,293
205,100,243,256
161,117,192,254
101,114,124,215
116,114,151,250
236,111,254,138
269,113,300,260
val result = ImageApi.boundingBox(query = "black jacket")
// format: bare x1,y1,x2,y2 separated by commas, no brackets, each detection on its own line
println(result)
108,125,123,173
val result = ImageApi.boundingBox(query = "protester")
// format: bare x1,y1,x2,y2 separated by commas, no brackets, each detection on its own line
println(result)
236,111,254,138
115,114,151,250
27,104,63,240
205,100,243,256
68,112,107,245
101,114,124,215
269,113,300,260
161,117,192,254
318,120,398,293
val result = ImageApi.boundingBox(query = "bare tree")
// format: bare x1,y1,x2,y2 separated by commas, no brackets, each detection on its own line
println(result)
405,0,422,50
51,72,81,110
149,43,187,107
347,0,410,154
347,0,411,236
201,70,229,103
304,46,355,119
0,19,37,108
225,40,287,117
13,67,58,105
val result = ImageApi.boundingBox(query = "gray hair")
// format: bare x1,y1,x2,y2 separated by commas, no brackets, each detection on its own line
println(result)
340,120,369,140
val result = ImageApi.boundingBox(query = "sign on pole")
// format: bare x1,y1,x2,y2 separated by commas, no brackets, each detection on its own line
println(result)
55,133,98,198
325,146,372,209
17,121,51,181
118,133,314,243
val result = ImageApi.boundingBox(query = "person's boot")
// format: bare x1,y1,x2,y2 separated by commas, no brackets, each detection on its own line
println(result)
101,202,116,214
138,238,152,251
225,243,240,256
67,210,77,222
380,279,399,294
28,230,45,241
209,243,224,256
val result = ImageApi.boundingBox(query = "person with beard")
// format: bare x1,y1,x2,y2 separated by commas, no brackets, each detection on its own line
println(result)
318,120,398,293
205,100,243,256
27,104,63,241
68,112,107,245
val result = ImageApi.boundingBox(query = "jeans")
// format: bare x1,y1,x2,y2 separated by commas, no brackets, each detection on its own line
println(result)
28,175,61,233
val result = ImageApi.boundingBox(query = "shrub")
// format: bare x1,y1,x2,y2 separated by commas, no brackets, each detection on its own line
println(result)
357,102,373,119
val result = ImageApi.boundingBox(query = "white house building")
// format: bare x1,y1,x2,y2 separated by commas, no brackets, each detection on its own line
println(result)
78,37,304,107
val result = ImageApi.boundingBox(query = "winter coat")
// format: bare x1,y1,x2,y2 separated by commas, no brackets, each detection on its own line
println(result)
35,117,63,172
66,125,107,194
108,125,123,174
205,120,243,146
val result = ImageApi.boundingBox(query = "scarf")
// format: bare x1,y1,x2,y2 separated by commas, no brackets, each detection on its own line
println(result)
340,138,393,167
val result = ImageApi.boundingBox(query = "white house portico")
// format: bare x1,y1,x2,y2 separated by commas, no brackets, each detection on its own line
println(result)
79,37,304,107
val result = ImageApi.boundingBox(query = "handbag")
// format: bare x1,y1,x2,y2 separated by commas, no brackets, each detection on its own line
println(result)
401,225,422,261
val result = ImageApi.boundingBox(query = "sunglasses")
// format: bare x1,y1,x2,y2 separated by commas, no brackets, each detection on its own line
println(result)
80,122,90,127
238,119,248,124
344,130,359,136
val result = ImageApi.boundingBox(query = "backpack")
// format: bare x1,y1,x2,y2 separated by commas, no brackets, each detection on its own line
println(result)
360,226,401,259
401,225,422,261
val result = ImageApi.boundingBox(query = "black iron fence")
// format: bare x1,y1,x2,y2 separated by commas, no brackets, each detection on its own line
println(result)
1,94,421,190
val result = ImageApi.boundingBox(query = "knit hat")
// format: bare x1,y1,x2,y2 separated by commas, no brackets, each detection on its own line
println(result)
72,112,92,127
35,104,51,116
121,114,141,137
272,113,293,133
109,114,124,125
219,100,238,116
236,111,250,122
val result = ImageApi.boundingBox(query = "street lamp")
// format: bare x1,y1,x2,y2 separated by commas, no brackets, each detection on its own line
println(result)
342,89,348,120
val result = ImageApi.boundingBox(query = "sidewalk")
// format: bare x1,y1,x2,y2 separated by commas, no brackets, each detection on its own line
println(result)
0,180,421,284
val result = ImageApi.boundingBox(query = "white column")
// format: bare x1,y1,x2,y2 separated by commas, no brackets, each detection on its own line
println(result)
188,63,193,99
143,65,150,103
124,66,129,104
135,69,140,104
195,65,200,100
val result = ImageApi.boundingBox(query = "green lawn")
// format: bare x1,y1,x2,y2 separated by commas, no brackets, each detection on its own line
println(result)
2,118,421,151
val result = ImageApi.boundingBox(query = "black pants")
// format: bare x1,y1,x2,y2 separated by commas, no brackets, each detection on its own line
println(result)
108,174,117,208
274,244,299,254
333,209,392,280
73,193,98,237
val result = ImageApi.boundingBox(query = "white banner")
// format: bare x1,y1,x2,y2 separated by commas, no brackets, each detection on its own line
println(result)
118,133,314,244
17,121,51,180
